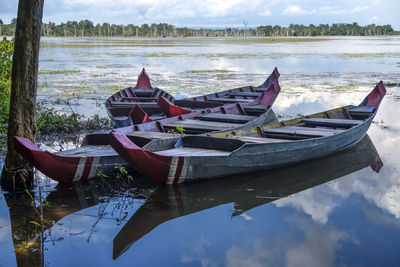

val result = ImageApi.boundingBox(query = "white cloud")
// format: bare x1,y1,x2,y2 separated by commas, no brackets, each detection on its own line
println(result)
240,213,254,221
259,9,272,17
286,216,348,267
321,5,370,15
282,5,316,16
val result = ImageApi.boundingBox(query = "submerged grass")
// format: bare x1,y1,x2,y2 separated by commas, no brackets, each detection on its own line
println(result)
331,53,400,59
39,70,81,75
90,74,105,78
187,69,231,74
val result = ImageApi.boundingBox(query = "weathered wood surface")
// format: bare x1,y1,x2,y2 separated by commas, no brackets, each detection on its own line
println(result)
120,97,158,101
130,89,154,97
156,147,231,157
227,92,261,97
1,0,44,190
128,131,179,139
197,113,256,123
231,136,290,143
264,126,344,138
302,118,363,127
349,106,375,113
163,119,242,132
206,97,254,103
110,101,159,108
244,105,270,115
56,145,118,157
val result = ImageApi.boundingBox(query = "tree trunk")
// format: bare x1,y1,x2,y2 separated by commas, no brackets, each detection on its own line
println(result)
1,0,44,191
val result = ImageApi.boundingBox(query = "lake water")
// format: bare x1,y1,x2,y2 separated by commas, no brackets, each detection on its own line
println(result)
1,36,400,266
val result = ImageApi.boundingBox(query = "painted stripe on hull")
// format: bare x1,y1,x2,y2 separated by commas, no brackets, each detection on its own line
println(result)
177,158,188,184
167,157,179,184
81,157,94,180
73,157,87,181
172,157,185,184
88,157,101,178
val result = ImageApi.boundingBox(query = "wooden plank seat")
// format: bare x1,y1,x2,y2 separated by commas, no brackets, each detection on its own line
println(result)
163,119,242,132
206,97,254,103
231,136,290,143
156,147,231,157
149,114,166,121
348,106,375,119
110,101,159,108
263,125,344,139
57,145,118,157
349,106,375,113
244,105,270,115
302,118,364,128
120,97,158,102
196,113,256,123
132,89,154,97
226,92,261,97
128,131,179,140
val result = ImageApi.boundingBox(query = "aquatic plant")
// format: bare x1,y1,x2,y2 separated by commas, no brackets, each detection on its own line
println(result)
38,70,81,75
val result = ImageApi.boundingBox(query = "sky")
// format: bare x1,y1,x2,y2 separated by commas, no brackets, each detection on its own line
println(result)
0,0,399,29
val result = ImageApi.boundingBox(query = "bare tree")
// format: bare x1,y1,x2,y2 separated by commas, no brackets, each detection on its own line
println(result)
243,20,248,37
1,0,44,190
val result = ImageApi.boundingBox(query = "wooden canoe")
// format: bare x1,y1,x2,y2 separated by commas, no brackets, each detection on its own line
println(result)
112,134,382,258
107,68,280,127
109,81,386,184
13,69,280,183
106,68,176,127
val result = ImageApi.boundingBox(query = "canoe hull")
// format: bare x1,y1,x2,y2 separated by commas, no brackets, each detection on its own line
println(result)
171,116,373,184
13,137,132,183
110,78,385,185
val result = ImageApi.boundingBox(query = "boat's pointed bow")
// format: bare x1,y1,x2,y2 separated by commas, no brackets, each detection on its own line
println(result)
273,67,280,78
13,137,80,182
13,136,42,164
260,67,280,87
129,105,153,125
109,132,172,184
363,81,387,107
256,81,281,106
135,68,152,89
157,96,191,117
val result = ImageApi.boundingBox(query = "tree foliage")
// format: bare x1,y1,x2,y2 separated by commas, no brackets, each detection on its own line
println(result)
0,37,13,135
0,20,396,37
256,23,395,37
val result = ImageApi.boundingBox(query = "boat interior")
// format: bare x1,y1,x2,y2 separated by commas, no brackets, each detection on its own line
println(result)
135,105,376,157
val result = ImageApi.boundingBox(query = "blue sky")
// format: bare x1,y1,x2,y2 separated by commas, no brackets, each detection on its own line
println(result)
1,0,399,29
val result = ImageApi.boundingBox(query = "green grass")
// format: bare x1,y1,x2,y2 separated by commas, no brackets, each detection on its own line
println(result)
41,59,54,62
39,70,81,75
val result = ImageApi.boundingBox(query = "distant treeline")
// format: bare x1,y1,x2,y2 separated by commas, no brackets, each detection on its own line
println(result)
0,18,396,37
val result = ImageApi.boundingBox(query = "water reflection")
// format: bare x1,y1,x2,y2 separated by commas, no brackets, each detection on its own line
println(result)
2,135,381,265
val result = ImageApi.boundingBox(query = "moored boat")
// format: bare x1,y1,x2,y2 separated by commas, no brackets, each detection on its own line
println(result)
112,134,383,258
13,69,281,183
106,68,176,127
110,81,386,184
107,68,281,127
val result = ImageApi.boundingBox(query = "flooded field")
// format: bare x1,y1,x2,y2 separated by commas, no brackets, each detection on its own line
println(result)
1,36,400,266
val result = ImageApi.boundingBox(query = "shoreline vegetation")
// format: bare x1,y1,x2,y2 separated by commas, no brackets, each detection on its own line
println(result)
0,20,396,37
0,37,111,155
